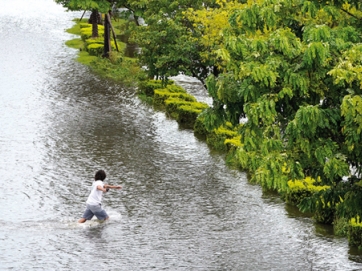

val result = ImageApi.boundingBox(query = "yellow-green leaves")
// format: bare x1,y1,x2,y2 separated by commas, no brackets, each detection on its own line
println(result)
270,28,302,58
231,2,278,34
323,155,349,182
54,0,112,13
303,42,330,68
328,44,362,88
341,95,362,133
304,25,331,43
301,1,318,18
244,95,277,126
341,95,362,154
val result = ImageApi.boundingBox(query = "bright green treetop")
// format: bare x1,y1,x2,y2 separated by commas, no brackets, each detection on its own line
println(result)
215,1,362,189
54,0,114,13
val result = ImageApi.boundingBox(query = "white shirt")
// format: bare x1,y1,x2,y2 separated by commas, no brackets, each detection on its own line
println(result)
86,180,104,205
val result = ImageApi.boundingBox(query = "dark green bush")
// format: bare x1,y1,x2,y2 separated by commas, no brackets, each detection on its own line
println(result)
194,114,208,137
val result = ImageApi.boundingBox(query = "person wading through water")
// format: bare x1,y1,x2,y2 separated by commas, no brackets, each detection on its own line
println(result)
78,170,122,223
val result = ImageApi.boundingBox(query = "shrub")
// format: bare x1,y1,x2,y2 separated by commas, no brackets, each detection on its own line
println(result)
87,43,104,56
194,114,208,137
79,23,91,29
154,89,196,107
138,80,165,96
166,84,186,93
314,204,335,224
225,135,242,148
80,27,92,41
348,216,362,249
66,20,86,35
80,25,104,41
334,216,349,237
206,123,239,151
285,177,330,205
165,98,191,118
138,80,176,96
85,37,104,46
177,103,208,128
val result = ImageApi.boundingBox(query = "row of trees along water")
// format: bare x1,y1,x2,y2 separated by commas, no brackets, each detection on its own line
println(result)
55,0,362,248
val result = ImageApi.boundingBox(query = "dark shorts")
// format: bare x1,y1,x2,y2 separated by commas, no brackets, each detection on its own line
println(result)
81,204,108,221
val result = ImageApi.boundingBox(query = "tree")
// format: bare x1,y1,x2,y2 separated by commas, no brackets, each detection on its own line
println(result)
54,0,114,38
202,0,362,221
120,0,219,82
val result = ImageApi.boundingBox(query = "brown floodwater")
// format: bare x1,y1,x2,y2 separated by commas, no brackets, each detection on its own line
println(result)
0,1,362,270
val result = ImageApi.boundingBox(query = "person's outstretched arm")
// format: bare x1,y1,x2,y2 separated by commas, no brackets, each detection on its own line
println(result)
104,184,122,190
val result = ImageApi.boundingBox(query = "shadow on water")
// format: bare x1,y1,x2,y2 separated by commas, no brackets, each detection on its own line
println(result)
349,247,362,264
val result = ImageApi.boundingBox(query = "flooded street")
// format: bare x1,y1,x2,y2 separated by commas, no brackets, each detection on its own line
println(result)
1,1,362,270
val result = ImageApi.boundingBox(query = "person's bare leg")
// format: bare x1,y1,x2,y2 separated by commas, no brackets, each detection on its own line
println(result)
78,218,86,223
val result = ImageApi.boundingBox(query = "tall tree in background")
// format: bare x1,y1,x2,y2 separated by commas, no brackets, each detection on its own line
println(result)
120,0,219,81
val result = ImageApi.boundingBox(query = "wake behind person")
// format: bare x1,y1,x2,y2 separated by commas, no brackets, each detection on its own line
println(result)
78,170,122,223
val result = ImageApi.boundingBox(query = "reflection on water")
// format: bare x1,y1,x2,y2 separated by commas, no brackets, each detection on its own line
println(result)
0,0,362,270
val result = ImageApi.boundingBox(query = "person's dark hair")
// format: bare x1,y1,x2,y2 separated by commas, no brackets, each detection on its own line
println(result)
95,170,106,181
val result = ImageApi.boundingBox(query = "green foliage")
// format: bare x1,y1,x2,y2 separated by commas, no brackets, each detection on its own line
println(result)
224,135,242,148
79,23,91,29
199,107,226,132
65,38,83,49
85,37,104,46
140,80,209,128
165,98,207,117
177,104,207,128
87,43,104,56
297,181,361,224
340,94,362,175
66,19,87,35
54,0,113,13
205,1,362,212
83,36,122,56
334,216,349,237
166,84,187,94
286,177,330,205
348,216,362,249
314,206,335,224
194,114,209,137
165,98,192,118
65,16,144,86
89,55,143,86
127,0,218,83
80,24,104,41
77,50,98,65
336,183,362,220
138,80,174,96
206,123,239,152
153,88,194,107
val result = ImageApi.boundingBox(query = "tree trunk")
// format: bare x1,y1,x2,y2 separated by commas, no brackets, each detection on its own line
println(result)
89,9,99,38
103,13,111,58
